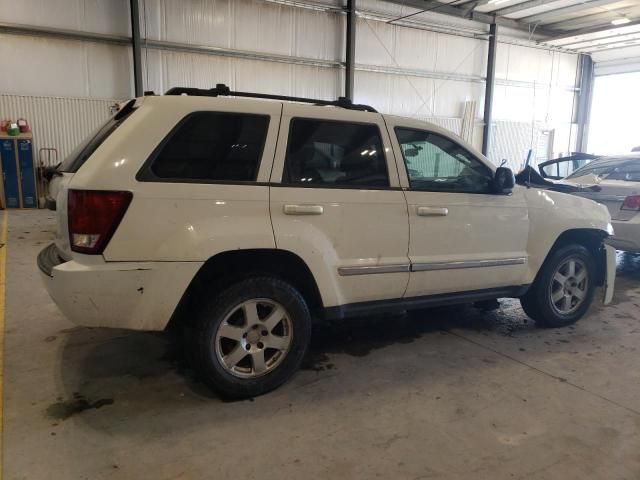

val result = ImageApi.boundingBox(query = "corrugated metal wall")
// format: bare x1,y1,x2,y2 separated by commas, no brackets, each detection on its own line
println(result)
488,121,552,172
0,0,581,167
0,95,116,164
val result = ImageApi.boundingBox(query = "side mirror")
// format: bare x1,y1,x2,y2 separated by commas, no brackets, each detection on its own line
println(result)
492,166,515,194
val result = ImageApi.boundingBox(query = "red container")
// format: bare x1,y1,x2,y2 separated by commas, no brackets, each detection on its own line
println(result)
0,119,10,132
17,118,30,133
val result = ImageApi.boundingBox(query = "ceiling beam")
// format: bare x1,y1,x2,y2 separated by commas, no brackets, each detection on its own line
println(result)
544,7,640,30
561,29,640,47
521,0,631,24
541,18,640,43
381,0,557,35
490,0,565,17
575,37,640,52
454,0,490,7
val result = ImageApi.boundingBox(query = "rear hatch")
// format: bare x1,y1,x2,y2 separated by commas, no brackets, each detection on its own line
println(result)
52,100,136,260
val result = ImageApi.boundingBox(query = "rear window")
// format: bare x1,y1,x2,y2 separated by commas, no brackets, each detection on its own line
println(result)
59,100,135,173
142,112,269,182
567,158,640,181
604,162,640,182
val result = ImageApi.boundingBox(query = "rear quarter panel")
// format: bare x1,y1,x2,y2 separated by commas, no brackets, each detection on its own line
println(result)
67,96,282,261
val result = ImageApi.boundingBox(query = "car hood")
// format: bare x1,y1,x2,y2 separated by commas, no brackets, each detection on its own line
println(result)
522,185,613,235
515,166,602,194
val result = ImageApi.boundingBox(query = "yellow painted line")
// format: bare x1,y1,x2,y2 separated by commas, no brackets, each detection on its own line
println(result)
0,210,8,480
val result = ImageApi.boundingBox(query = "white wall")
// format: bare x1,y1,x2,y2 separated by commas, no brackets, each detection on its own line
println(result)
491,45,579,166
0,0,133,99
0,0,580,167
0,0,131,35
588,72,640,155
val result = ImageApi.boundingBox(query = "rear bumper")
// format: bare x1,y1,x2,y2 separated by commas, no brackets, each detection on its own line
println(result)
38,243,201,331
607,218,640,252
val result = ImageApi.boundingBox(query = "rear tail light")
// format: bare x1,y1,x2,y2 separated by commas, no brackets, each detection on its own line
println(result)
68,190,132,254
621,195,640,211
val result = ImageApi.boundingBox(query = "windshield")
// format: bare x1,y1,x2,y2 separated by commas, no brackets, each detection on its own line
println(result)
58,100,136,173
566,157,639,180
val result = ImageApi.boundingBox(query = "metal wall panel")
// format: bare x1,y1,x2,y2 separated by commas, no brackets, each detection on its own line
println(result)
142,0,343,62
0,34,132,99
0,0,130,35
355,16,486,76
357,0,488,32
354,70,483,119
143,49,341,99
0,95,117,166
488,121,540,171
0,0,581,168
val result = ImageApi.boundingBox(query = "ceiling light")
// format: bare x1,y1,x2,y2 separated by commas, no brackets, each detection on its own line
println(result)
488,0,510,4
612,18,631,25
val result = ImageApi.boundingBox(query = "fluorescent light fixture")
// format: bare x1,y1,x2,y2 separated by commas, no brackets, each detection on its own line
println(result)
612,18,631,25
488,0,510,4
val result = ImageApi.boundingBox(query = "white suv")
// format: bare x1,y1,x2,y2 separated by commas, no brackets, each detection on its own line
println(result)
39,85,616,398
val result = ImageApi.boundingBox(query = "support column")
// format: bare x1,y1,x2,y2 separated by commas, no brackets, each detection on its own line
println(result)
130,0,143,97
482,23,497,157
575,54,594,153
345,0,356,100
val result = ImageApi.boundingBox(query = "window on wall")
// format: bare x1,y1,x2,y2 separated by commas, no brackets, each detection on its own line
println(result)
284,118,389,188
395,128,493,193
147,112,269,182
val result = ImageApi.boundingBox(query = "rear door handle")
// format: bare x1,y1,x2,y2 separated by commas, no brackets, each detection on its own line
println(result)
284,204,324,215
417,206,448,217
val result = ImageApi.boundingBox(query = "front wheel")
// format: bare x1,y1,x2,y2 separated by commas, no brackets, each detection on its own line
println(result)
520,244,596,328
192,277,311,399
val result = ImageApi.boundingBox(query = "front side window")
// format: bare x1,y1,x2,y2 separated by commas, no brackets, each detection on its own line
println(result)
284,119,389,188
395,128,492,193
146,112,269,182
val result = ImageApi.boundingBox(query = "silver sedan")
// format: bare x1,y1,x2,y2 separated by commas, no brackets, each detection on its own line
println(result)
542,154,640,252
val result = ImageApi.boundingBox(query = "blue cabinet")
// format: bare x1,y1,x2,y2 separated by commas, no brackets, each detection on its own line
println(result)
0,138,20,208
17,139,37,208
0,134,38,208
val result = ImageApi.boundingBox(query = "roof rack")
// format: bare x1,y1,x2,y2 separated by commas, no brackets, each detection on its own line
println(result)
164,84,378,113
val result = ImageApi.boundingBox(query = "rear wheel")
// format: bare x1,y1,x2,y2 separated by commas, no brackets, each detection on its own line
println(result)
192,277,311,399
520,244,596,328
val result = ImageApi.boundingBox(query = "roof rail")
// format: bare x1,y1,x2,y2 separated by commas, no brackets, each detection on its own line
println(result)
164,84,378,113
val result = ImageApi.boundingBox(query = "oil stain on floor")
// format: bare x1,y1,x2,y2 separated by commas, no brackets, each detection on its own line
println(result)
46,392,114,420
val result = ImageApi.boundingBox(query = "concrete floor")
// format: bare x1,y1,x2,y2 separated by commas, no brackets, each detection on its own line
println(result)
4,209,640,480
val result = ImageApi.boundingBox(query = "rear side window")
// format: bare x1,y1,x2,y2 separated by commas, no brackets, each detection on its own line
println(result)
59,100,136,173
144,112,269,182
283,118,389,188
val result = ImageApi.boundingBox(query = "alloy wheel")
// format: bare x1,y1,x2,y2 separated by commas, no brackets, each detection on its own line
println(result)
214,298,293,378
549,257,589,315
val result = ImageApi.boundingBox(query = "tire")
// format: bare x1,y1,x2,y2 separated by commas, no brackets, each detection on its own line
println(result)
191,276,311,399
520,244,596,328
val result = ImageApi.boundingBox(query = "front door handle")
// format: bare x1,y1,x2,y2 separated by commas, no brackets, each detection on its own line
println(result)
417,206,448,217
284,204,324,215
